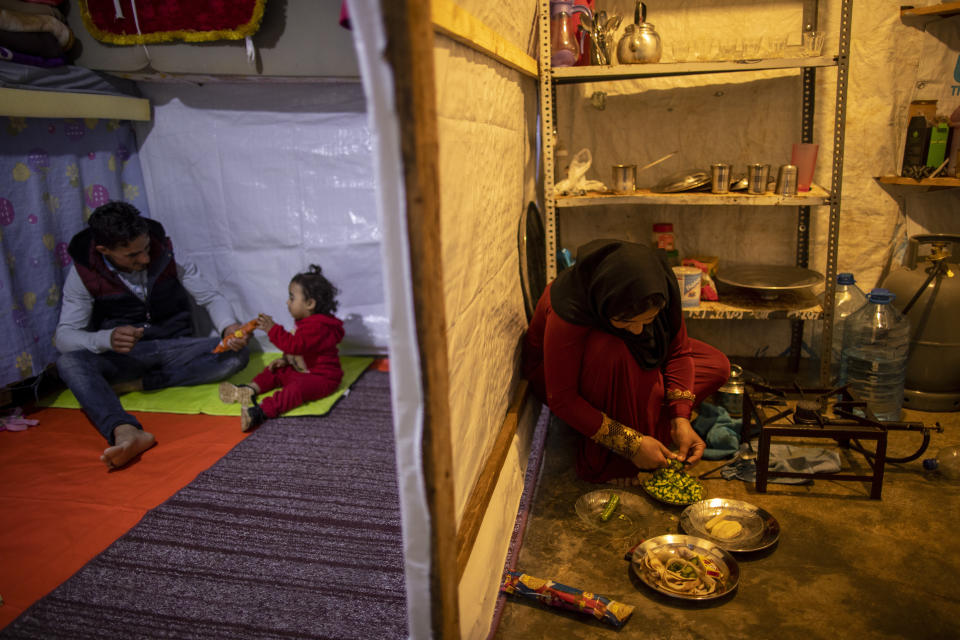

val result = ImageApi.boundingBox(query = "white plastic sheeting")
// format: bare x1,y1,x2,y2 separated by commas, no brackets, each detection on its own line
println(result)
134,81,388,355
347,1,432,638
434,31,538,640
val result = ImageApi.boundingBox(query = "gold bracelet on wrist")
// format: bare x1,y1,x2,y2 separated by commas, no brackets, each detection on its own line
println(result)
591,413,644,459
666,388,696,402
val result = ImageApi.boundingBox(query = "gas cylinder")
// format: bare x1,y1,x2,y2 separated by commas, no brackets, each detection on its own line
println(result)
881,234,960,411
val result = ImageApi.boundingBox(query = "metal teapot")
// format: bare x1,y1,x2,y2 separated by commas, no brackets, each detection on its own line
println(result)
617,1,662,64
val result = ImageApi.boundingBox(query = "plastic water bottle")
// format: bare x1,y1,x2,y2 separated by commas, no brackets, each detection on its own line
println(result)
840,288,910,421
818,273,867,382
922,446,960,481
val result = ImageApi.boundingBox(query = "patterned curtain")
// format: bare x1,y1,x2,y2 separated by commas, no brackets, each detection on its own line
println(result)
0,115,148,389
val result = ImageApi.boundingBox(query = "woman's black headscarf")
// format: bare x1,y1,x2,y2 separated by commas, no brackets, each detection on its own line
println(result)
550,239,683,369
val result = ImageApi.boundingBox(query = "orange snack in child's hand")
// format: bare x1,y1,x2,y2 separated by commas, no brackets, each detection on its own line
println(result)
212,318,258,353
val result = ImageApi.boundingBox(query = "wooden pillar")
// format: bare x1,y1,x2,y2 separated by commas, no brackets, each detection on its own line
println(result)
379,1,460,638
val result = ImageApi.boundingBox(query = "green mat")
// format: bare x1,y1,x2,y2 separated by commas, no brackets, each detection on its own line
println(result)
40,353,374,417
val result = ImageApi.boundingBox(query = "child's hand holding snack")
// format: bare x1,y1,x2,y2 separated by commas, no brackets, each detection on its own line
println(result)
257,313,275,332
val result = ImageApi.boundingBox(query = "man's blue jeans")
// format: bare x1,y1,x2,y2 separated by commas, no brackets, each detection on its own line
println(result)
56,337,249,444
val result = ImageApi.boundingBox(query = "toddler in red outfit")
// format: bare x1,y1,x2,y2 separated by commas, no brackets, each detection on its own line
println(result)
219,265,344,431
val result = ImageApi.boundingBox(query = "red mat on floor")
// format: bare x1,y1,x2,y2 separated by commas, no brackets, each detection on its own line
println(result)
0,408,246,629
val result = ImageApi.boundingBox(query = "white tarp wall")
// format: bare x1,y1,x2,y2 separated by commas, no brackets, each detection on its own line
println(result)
350,2,540,636
431,3,540,637
554,0,959,358
133,82,388,355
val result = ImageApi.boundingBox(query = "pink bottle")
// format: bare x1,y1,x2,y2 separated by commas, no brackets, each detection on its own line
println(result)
550,1,592,67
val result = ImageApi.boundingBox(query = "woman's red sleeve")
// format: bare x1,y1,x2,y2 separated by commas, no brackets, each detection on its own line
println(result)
542,312,604,438
662,318,695,419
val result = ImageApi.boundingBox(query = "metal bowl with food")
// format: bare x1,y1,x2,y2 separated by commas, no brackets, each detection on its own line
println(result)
631,534,739,600
574,489,652,539
679,498,781,553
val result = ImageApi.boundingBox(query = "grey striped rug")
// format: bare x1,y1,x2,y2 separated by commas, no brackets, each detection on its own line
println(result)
2,369,408,640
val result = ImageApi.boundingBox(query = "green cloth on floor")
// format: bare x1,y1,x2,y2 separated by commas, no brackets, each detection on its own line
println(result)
40,353,374,417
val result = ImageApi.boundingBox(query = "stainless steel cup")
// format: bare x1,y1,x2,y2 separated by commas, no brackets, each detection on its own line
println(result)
612,164,637,192
747,163,769,194
775,164,799,195
711,163,731,193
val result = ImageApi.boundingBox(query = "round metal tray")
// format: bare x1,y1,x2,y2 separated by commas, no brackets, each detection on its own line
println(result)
652,169,711,193
631,534,740,600
716,264,823,298
679,498,781,553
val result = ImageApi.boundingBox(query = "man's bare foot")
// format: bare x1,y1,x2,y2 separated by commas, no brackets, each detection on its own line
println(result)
101,423,155,470
111,379,143,395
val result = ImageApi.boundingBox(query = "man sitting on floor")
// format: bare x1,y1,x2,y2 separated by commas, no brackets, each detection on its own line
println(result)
55,201,251,470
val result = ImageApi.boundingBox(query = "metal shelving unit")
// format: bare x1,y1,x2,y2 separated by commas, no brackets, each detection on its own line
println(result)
537,0,851,383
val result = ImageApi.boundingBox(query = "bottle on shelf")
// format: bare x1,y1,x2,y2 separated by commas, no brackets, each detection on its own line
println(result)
840,288,910,422
922,445,960,482
651,222,675,251
816,272,867,383
549,2,590,68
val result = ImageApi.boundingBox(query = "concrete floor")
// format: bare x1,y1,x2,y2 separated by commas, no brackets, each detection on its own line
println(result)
494,403,960,640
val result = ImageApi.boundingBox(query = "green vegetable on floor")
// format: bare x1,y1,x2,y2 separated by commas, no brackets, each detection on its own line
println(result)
599,492,620,521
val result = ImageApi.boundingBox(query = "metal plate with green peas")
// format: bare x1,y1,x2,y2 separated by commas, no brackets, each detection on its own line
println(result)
642,460,706,506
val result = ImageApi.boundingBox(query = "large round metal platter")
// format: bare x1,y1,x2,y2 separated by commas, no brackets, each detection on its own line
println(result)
574,489,652,538
716,264,823,292
631,534,740,600
652,169,711,193
679,498,781,553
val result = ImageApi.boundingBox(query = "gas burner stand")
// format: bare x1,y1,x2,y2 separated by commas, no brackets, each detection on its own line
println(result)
742,383,942,500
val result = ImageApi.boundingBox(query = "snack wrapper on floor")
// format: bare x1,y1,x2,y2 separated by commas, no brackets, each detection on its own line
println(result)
500,570,635,628
212,318,258,353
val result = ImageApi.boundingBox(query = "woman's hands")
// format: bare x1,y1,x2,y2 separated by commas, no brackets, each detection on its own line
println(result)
670,417,706,465
630,436,676,470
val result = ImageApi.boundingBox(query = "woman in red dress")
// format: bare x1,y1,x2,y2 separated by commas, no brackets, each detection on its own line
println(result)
522,240,729,484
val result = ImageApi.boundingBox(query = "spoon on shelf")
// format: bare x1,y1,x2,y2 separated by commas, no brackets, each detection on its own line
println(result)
637,151,677,175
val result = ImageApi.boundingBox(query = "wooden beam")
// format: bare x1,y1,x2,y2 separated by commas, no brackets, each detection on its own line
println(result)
431,0,538,78
456,380,531,580
901,3,960,18
0,88,151,121
379,1,460,638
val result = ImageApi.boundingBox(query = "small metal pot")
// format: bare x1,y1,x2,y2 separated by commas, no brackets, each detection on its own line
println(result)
715,364,745,417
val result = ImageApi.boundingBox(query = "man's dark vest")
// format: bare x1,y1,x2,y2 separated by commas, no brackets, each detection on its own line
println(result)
67,219,192,340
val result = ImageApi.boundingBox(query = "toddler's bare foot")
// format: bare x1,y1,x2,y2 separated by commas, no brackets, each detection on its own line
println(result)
101,423,155,470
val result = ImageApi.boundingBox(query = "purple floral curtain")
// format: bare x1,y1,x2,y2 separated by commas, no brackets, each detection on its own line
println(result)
0,115,148,389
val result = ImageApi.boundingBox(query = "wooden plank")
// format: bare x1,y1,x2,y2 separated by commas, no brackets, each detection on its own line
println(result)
876,175,960,188
456,381,530,580
901,3,960,18
432,0,538,78
380,1,460,638
551,56,837,84
684,295,822,321
555,183,830,207
0,88,150,121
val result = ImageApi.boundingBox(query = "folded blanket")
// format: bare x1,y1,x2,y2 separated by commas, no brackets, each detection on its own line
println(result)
691,402,742,460
0,8,73,49
721,443,841,485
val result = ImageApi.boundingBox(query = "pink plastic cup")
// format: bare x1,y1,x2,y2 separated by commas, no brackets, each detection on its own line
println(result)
791,143,819,192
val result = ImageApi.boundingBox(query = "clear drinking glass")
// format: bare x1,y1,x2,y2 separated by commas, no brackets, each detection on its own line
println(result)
802,31,825,57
